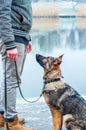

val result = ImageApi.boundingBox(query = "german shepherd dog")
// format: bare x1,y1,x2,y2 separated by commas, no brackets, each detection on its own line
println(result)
36,54,86,130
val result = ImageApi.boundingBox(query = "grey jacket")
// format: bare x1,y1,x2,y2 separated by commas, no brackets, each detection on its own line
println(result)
0,0,32,50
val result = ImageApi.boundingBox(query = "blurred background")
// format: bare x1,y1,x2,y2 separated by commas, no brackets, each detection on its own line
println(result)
20,0,86,97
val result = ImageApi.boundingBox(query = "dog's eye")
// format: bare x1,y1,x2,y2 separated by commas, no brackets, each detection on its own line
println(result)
57,62,61,65
52,60,58,65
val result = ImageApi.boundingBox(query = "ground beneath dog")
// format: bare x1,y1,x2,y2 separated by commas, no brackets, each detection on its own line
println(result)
17,97,66,130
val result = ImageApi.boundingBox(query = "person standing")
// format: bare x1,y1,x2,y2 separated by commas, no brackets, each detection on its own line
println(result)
0,0,34,130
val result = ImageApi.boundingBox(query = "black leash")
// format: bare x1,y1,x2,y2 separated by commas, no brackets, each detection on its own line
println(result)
14,61,43,103
4,58,10,130
4,58,43,130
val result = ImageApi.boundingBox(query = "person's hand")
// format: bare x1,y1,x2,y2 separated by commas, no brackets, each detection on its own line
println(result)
6,48,18,61
27,42,32,53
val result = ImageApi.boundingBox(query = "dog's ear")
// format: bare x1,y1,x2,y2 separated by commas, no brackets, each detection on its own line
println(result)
58,54,64,62
53,54,64,65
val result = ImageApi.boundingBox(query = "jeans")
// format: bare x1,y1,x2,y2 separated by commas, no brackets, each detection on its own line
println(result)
0,43,27,119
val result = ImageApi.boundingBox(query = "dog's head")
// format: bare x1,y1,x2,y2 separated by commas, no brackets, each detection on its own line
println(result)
36,54,64,80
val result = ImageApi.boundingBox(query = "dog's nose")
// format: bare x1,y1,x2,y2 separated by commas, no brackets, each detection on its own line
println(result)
36,54,42,63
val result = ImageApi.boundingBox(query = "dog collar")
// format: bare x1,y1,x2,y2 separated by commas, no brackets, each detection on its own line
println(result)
44,78,61,85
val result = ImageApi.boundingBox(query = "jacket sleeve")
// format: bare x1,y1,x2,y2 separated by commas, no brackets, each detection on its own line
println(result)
0,0,16,50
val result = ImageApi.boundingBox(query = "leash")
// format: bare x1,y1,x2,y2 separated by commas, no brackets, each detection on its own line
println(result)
4,58,10,130
14,61,43,103
4,58,43,130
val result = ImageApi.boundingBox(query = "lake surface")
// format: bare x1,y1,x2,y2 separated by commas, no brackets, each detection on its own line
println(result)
18,16,86,98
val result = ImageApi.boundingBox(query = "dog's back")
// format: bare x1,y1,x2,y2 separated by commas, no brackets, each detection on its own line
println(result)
54,83,86,128
55,83,86,116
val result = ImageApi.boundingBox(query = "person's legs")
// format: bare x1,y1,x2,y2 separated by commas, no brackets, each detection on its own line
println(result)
0,43,31,129
0,43,26,119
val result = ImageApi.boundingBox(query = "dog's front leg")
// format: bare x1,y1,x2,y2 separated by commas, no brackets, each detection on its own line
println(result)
50,106,62,130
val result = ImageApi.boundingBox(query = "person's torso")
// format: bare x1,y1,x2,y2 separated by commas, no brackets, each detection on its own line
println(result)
11,0,32,33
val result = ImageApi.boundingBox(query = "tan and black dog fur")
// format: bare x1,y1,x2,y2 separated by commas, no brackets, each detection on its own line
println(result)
36,54,86,130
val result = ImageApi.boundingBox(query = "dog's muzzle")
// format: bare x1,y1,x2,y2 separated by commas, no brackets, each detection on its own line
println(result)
36,54,45,68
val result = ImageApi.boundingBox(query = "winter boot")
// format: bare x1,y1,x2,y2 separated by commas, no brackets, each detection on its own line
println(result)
4,115,34,130
0,113,25,128
0,113,4,127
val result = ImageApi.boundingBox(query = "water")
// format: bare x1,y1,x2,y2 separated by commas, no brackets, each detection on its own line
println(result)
0,2,86,130
19,23,86,98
